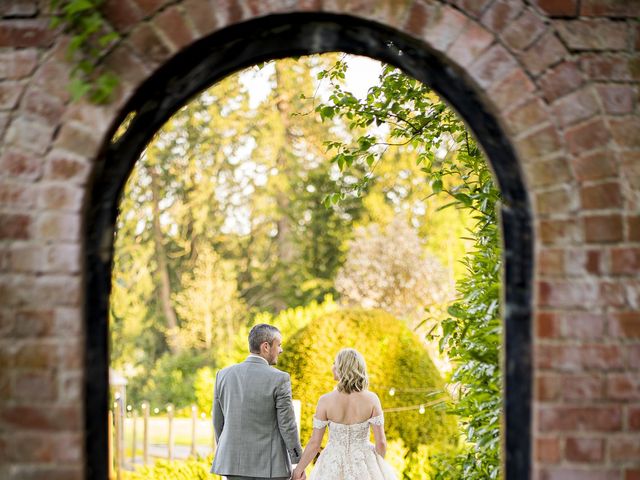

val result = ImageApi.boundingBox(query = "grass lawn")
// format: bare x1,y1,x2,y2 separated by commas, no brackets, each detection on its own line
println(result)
120,416,215,448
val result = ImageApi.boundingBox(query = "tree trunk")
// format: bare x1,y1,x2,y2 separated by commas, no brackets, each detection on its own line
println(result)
150,167,182,354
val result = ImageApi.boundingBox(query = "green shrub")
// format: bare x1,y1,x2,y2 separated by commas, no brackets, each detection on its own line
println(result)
122,456,219,480
278,309,458,450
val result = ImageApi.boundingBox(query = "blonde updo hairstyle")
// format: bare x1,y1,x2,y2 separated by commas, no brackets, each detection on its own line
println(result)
335,348,369,394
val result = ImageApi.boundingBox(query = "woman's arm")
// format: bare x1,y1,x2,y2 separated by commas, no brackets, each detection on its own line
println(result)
293,400,327,478
293,425,325,477
370,393,387,457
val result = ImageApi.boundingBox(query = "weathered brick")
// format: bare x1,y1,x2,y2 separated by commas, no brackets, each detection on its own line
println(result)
556,19,629,51
38,184,84,212
564,118,611,156
607,374,640,400
0,50,37,79
0,19,54,48
584,214,623,243
131,0,167,17
45,244,81,274
0,80,25,110
552,87,600,128
538,405,622,432
539,218,581,244
596,84,636,115
13,343,55,369
610,435,640,462
53,121,101,158
470,43,519,89
580,0,640,17
628,215,640,242
571,150,617,182
599,280,629,309
500,8,547,52
581,53,640,82
538,468,621,480
128,22,173,67
538,280,598,308
35,212,80,242
447,20,494,68
565,437,604,462
0,0,38,17
532,0,578,17
538,60,585,102
480,0,524,34
9,243,44,273
22,87,65,124
629,405,640,430
0,405,81,431
421,5,469,53
516,124,563,159
563,374,605,401
0,213,31,239
520,30,567,76
537,343,624,372
34,275,81,307
101,0,143,32
537,372,562,400
12,310,54,338
44,150,91,185
610,312,640,338
580,181,622,210
609,117,640,150
153,6,195,51
183,0,219,35
535,187,576,216
449,0,493,17
505,98,549,135
103,43,150,86
0,149,41,181
5,117,55,155
561,312,607,339
536,437,561,463
537,311,558,337
487,68,536,112
13,370,56,401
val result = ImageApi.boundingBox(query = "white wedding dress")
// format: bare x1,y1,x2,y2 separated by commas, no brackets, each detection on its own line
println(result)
308,414,397,480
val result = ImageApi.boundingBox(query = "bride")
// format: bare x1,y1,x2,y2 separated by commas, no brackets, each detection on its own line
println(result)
292,348,397,480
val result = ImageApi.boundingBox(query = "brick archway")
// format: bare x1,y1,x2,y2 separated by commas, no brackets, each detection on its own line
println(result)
1,2,638,480
88,12,534,479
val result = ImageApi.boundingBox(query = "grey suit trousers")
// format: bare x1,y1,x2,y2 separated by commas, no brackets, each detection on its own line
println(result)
226,477,289,480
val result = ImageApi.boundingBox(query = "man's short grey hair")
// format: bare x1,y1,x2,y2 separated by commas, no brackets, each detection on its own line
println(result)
248,324,281,353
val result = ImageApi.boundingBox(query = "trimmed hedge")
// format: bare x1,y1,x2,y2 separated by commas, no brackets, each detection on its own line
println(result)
278,308,458,450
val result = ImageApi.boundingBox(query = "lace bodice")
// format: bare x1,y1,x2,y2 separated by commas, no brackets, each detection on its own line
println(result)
312,414,384,449
309,414,395,480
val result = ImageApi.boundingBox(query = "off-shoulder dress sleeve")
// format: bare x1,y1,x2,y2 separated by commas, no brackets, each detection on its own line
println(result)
368,413,384,426
312,417,330,429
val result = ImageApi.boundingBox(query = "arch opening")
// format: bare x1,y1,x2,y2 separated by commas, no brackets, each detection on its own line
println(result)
86,13,533,479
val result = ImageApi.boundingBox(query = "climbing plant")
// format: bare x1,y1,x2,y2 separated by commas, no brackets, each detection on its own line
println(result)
315,60,503,479
49,0,119,103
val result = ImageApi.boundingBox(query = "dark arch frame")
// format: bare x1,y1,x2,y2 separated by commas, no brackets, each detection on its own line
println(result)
85,12,533,480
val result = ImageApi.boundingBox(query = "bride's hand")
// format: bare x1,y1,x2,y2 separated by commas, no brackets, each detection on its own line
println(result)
292,466,305,480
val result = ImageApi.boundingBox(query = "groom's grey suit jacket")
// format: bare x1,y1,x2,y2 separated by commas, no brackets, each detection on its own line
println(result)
210,356,302,478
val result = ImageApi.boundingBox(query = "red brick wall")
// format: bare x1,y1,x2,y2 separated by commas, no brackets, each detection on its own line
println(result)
0,0,638,479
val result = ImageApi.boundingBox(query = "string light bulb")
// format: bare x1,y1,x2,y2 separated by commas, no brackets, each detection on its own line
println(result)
419,405,425,414
388,388,395,396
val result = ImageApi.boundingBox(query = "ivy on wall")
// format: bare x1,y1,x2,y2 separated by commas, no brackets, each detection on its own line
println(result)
49,0,120,103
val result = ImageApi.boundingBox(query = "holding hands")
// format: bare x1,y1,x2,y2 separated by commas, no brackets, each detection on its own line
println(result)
292,466,306,480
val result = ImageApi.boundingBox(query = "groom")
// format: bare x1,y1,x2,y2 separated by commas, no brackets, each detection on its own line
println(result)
211,323,305,480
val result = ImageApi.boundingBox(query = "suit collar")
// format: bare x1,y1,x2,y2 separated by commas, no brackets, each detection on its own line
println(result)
245,354,269,365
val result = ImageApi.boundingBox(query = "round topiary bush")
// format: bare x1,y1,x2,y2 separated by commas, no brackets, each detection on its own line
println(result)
278,308,458,451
